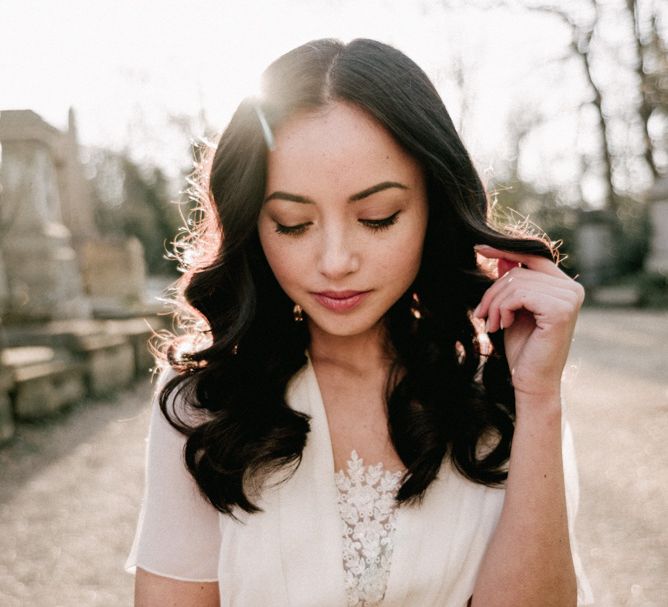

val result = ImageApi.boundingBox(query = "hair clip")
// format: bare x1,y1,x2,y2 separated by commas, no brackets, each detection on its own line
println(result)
251,101,276,151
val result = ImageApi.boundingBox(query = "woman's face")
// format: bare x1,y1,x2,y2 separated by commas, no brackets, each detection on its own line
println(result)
257,101,428,340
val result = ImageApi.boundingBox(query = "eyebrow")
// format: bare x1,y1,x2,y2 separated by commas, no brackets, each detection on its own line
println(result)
263,181,409,205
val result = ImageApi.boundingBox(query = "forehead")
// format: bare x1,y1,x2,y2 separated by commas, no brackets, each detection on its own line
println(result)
265,102,423,193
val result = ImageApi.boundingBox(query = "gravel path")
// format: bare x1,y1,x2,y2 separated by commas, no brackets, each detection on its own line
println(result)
0,380,152,607
563,309,668,607
0,308,666,606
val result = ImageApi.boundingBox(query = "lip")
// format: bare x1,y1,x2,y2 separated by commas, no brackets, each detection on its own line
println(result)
311,290,370,312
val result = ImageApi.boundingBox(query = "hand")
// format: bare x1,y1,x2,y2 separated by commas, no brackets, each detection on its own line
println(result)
472,245,585,407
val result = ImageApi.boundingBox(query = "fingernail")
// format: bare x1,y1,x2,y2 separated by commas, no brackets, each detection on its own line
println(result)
485,319,491,333
472,304,481,317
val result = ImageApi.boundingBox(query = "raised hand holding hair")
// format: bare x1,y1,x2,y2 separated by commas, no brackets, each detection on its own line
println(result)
472,244,585,409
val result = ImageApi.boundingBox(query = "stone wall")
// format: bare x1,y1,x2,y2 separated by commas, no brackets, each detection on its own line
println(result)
0,113,91,320
79,237,146,308
0,108,154,321
0,108,168,444
0,315,168,443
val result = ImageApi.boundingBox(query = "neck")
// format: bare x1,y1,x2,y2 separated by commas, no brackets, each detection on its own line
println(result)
307,320,392,375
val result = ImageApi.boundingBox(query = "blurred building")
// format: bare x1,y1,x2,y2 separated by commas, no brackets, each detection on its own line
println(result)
645,175,668,275
0,109,91,320
0,109,146,322
0,110,164,444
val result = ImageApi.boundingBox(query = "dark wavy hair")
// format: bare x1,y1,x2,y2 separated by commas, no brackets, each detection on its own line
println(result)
159,38,555,516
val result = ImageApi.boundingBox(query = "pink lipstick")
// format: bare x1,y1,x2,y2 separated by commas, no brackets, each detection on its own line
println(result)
312,290,370,312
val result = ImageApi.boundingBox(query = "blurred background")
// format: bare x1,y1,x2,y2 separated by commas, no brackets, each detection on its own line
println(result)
0,0,666,605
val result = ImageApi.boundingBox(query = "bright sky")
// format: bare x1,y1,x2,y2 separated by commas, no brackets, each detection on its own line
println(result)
1,0,615,203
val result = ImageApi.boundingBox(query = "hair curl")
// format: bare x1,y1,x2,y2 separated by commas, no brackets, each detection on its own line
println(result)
158,38,556,516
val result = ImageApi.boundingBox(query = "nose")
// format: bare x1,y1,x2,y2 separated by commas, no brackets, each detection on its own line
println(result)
316,224,360,280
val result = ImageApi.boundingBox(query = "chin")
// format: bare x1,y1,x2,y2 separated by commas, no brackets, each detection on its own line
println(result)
307,314,385,339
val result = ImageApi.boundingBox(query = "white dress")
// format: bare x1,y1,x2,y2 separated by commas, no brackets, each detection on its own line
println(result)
126,357,594,606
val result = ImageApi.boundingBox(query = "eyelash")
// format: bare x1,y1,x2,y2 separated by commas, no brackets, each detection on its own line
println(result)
274,211,401,236
360,211,401,231
274,223,309,235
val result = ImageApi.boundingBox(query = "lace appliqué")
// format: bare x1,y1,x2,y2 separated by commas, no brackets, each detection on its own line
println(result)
334,450,405,607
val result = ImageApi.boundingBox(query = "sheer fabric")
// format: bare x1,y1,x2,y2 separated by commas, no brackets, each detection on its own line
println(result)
335,450,405,606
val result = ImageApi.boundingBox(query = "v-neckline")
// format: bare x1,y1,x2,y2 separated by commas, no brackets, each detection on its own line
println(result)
304,352,423,605
306,352,406,477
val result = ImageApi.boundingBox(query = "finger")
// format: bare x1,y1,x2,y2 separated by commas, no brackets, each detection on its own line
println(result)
488,282,580,331
474,267,580,319
474,244,565,279
484,284,580,332
485,298,517,333
485,286,578,333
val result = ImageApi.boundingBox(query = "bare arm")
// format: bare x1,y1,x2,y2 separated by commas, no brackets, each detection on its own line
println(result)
471,245,585,606
471,399,576,606
135,568,220,607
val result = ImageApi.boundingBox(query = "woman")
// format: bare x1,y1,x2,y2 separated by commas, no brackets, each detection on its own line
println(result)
126,38,594,606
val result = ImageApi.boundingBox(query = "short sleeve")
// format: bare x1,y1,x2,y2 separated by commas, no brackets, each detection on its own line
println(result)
125,367,221,582
562,416,595,605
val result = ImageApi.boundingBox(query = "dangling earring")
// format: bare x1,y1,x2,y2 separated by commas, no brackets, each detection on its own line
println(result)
293,303,304,322
410,292,422,320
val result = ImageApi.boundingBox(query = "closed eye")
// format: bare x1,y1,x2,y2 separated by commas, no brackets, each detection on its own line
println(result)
359,211,400,231
274,221,311,235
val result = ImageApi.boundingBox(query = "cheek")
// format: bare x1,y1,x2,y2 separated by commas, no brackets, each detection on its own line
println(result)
258,229,300,291
388,244,422,283
383,218,427,279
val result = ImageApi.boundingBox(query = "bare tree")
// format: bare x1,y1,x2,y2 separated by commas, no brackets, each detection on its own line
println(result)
626,0,667,178
442,0,667,213
524,1,619,212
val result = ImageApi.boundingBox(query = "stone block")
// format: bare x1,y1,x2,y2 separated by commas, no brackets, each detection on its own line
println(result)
646,198,668,274
0,364,15,444
79,237,146,308
130,334,157,377
574,211,617,287
8,358,86,421
3,318,162,395
77,334,135,396
2,319,102,351
105,318,157,377
0,252,9,316
2,345,55,367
